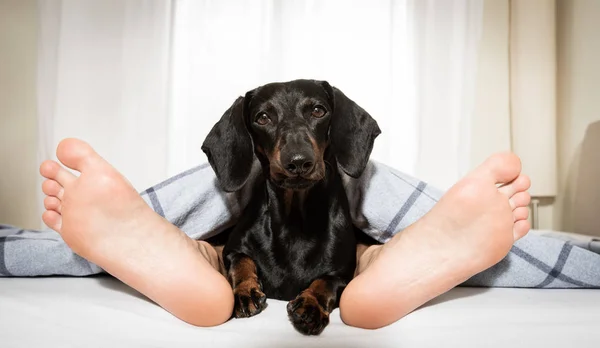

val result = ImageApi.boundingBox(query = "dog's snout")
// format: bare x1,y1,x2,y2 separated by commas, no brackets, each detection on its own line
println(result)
279,130,317,176
284,154,314,175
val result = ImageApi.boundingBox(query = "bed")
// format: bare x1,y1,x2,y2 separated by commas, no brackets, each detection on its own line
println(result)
1,276,598,347
3,122,600,347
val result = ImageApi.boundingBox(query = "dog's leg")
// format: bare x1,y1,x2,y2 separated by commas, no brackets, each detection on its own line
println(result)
287,275,347,335
226,252,267,318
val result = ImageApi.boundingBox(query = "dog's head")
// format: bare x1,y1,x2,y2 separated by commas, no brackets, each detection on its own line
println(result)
202,79,381,192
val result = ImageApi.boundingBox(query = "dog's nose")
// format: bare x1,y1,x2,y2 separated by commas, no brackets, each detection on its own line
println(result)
285,154,314,175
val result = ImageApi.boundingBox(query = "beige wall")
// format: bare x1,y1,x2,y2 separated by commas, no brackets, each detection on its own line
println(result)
556,0,600,236
471,0,555,230
473,0,600,234
0,0,39,229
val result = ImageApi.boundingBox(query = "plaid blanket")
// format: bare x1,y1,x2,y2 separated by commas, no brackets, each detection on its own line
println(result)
1,161,599,288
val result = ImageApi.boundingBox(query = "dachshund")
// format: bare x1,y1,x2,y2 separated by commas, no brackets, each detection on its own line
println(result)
202,79,381,335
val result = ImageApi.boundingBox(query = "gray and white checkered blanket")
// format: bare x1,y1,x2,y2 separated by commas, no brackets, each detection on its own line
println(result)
1,161,599,288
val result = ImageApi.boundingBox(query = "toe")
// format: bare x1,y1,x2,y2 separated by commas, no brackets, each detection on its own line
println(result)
509,191,531,210
498,174,531,197
40,160,76,187
513,220,531,241
477,152,522,184
44,196,62,213
42,179,64,199
513,206,529,222
56,138,98,172
42,210,62,232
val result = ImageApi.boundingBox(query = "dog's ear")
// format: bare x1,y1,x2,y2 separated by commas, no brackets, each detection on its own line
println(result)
201,95,254,192
321,81,381,178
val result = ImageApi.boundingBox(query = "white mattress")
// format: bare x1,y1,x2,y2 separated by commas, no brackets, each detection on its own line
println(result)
1,276,599,347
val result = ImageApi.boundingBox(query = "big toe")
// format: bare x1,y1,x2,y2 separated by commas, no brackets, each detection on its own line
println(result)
56,138,100,172
475,152,522,185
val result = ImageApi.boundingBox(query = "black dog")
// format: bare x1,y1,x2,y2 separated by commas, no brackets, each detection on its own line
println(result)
202,79,380,335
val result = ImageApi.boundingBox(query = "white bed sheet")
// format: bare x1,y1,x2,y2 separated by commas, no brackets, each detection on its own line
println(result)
1,276,599,348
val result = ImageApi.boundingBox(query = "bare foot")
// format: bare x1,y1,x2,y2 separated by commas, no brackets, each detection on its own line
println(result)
40,138,233,326
340,152,531,329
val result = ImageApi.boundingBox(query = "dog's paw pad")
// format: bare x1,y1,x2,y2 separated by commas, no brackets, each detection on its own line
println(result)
287,292,329,335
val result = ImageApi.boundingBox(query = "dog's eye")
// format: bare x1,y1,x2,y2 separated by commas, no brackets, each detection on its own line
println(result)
311,106,327,118
255,112,271,125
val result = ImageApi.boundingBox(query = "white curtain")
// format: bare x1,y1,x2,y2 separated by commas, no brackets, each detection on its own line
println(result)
37,0,483,219
169,0,423,178
37,0,173,211
169,0,483,189
412,1,482,189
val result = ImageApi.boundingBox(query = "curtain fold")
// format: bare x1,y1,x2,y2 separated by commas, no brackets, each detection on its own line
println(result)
412,0,483,189
36,0,173,204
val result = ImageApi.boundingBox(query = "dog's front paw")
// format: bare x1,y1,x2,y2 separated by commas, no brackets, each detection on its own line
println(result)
287,291,329,335
233,281,267,318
